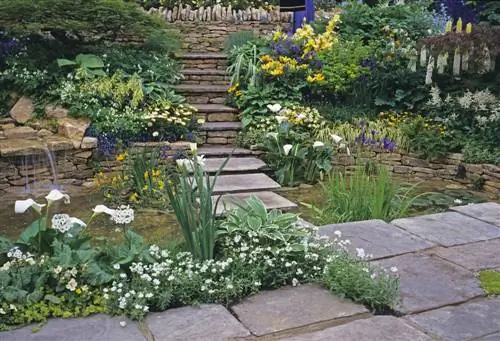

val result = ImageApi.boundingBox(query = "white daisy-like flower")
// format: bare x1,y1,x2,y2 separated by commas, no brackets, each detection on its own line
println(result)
111,205,135,224
66,278,78,291
390,266,398,273
453,199,463,205
267,103,282,113
152,131,159,137
292,278,299,287
356,248,366,259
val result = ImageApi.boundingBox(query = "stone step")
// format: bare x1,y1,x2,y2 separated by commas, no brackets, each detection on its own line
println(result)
179,53,227,71
194,104,238,122
201,122,241,131
182,68,227,76
181,68,229,85
212,191,297,216
211,173,281,194
179,53,226,60
200,122,242,145
202,157,266,173
175,84,228,93
198,145,253,158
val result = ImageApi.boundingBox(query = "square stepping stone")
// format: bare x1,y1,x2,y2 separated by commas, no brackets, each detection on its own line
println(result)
451,203,500,227
0,315,145,341
230,284,369,337
377,253,484,314
211,173,281,194
319,220,434,260
407,298,500,340
391,212,500,247
213,191,297,216
146,304,249,341
430,238,500,271
282,316,433,341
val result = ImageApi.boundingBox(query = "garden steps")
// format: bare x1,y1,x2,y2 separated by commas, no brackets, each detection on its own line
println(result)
175,84,228,105
181,68,229,85
193,104,239,122
202,156,266,173
210,173,280,194
177,52,227,71
198,145,253,158
212,191,297,216
199,121,241,145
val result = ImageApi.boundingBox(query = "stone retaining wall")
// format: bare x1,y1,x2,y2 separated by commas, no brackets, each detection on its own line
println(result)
334,150,500,199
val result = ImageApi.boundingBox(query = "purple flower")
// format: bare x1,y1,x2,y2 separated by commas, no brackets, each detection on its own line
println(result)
382,136,397,152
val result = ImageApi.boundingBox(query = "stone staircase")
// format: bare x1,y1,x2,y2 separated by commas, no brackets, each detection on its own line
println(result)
177,53,296,215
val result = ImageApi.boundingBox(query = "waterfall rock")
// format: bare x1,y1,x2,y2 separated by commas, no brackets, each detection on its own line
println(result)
10,96,34,124
45,105,68,119
57,118,90,149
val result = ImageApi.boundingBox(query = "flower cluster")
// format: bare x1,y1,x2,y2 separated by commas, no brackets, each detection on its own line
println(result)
273,104,326,130
145,100,198,128
379,111,446,137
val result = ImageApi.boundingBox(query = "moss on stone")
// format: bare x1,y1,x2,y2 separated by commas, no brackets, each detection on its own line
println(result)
479,271,500,295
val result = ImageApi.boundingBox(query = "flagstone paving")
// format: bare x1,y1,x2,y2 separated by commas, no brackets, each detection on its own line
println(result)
2,203,500,341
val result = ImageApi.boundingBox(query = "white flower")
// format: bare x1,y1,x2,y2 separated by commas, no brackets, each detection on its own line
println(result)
45,189,70,204
333,230,342,237
189,142,197,152
275,115,287,124
152,131,159,137
331,134,343,144
267,103,282,113
0,308,5,315
453,199,463,205
14,199,46,214
283,144,293,155
266,132,279,140
51,214,86,233
119,321,127,327
390,266,398,273
111,205,135,225
356,248,366,259
92,204,116,216
292,278,299,287
312,141,324,148
66,278,78,291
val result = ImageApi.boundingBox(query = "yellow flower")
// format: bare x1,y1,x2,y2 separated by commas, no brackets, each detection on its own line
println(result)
260,55,273,63
144,171,149,179
129,192,139,202
75,288,82,295
228,83,239,93
152,169,161,177
466,23,472,33
115,152,128,161
143,184,149,191
456,18,463,32
235,90,243,97
157,180,165,190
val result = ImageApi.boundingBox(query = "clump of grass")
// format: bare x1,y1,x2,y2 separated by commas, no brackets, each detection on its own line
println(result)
479,271,500,295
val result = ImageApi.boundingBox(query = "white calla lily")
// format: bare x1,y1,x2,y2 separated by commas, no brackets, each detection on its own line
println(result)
313,141,325,148
331,134,343,144
189,143,197,152
266,132,279,140
275,116,287,124
267,103,282,113
14,199,46,214
45,189,70,204
69,217,87,228
283,144,293,155
92,204,116,216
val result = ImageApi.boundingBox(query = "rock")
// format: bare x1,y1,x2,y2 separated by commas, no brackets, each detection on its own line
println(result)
37,129,53,138
81,136,97,149
147,305,250,341
206,6,212,20
231,284,368,336
172,6,178,20
9,96,34,124
3,126,37,140
44,105,68,119
227,5,232,20
166,10,172,22
57,118,90,149
198,6,204,20
214,4,221,20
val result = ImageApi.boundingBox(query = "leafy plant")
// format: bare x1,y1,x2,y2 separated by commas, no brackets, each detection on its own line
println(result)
225,30,256,52
57,54,106,78
227,41,262,88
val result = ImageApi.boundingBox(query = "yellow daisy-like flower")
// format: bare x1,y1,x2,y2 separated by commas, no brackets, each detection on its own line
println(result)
129,192,139,202
115,152,128,161
144,171,149,179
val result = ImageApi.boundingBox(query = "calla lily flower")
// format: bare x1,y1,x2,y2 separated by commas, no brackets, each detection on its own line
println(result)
15,199,46,214
70,217,87,228
275,116,287,124
266,132,279,140
189,143,198,152
313,141,325,148
45,189,70,204
283,144,293,155
331,134,343,144
92,204,116,216
267,103,282,113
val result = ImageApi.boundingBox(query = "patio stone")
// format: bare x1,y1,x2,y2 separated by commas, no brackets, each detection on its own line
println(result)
146,304,249,341
319,219,434,260
211,173,280,194
430,238,500,271
202,156,266,173
0,315,144,341
391,212,500,246
407,298,500,341
451,203,500,227
213,191,297,215
478,333,500,341
231,284,369,337
377,253,484,314
282,316,433,341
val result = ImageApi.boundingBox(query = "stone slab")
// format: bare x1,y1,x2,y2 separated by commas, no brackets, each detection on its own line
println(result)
211,173,280,194
174,84,227,93
231,284,369,336
407,298,500,341
201,121,241,131
377,253,484,314
319,219,434,260
180,52,226,59
0,315,145,341
479,333,500,341
198,145,252,157
430,238,500,271
146,304,249,341
213,191,297,215
203,156,266,173
451,203,500,227
193,104,237,113
282,316,433,341
391,212,500,247
182,68,227,75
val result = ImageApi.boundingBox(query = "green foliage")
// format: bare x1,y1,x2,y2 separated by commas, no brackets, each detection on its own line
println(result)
305,165,420,224
227,41,262,88
479,271,500,295
321,253,400,312
225,31,256,53
462,140,500,165
57,54,106,78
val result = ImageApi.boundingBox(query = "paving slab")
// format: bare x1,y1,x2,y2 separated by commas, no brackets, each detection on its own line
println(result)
377,253,484,314
451,203,500,227
146,304,249,341
201,121,241,131
231,284,369,337
198,145,253,157
203,157,266,173
478,333,500,341
391,212,500,247
213,191,297,215
211,173,281,194
282,316,433,341
193,104,237,113
430,238,500,271
174,84,227,93
0,315,144,341
407,298,500,341
319,219,434,260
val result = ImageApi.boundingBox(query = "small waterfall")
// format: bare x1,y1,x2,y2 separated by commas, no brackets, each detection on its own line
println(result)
44,146,59,189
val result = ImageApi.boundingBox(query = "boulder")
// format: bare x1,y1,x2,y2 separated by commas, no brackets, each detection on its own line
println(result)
80,136,97,149
57,118,90,149
9,96,34,124
3,126,37,140
45,105,68,119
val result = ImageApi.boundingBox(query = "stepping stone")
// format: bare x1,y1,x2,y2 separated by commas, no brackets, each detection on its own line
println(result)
201,122,241,131
182,69,227,76
479,333,500,341
174,84,227,93
203,157,266,173
451,202,500,227
391,212,500,247
212,191,297,215
198,145,253,157
319,219,434,260
377,253,484,314
282,316,433,341
430,238,500,271
231,284,369,337
407,298,500,341
193,104,237,113
147,304,250,341
211,173,280,194
0,315,145,341
179,52,226,59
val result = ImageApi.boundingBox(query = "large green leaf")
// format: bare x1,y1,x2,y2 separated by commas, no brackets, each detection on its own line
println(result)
75,54,104,69
17,217,46,245
57,58,77,67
